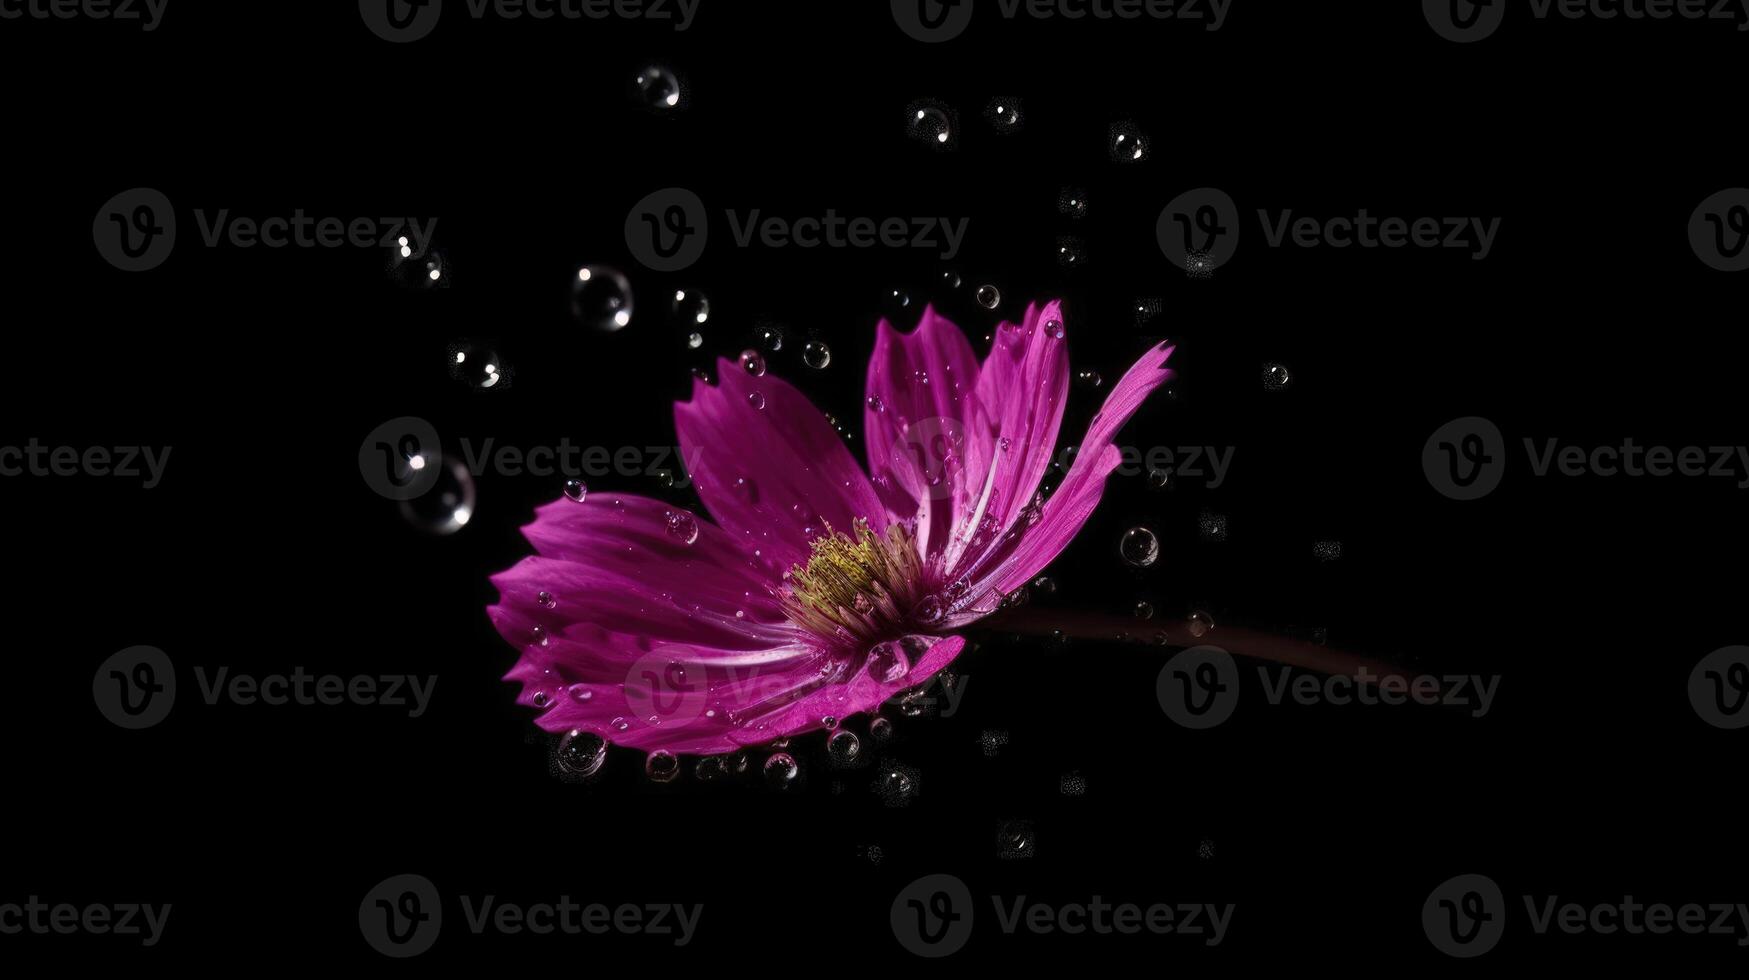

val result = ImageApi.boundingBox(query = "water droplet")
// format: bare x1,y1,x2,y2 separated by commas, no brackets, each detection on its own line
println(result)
532,690,551,708
563,479,588,503
1263,362,1292,390
822,715,839,730
870,717,894,741
802,341,831,369
695,756,726,781
672,288,709,325
687,332,704,349
447,341,506,390
829,729,861,763
566,683,593,703
914,595,944,625
1032,575,1057,595
867,640,910,683
1187,609,1215,638
399,458,476,535
866,394,885,413
975,284,1001,309
739,349,767,377
645,750,680,782
664,510,700,545
634,64,682,109
757,325,784,351
985,97,1023,131
1147,468,1171,491
1109,121,1149,162
906,101,954,147
537,591,557,609
1043,317,1065,339
610,716,630,732
1056,237,1086,268
764,752,799,787
572,265,634,331
1058,187,1088,218
747,391,766,410
940,269,962,290
1133,600,1155,619
556,729,607,776
1076,368,1103,388
1199,511,1229,542
1119,526,1160,567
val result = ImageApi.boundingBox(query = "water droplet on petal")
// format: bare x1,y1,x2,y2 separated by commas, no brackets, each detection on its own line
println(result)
1044,317,1065,339
747,391,766,410
739,349,767,377
563,479,588,503
566,683,593,703
914,594,944,625
866,394,885,413
664,510,700,545
1119,526,1160,567
867,640,910,683
537,591,556,609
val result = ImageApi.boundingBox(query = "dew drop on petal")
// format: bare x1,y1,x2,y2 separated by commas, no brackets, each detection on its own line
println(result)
739,349,766,377
566,683,593,703
664,510,700,545
1044,317,1065,339
866,394,885,413
1119,526,1160,567
563,479,588,502
867,640,910,683
914,594,944,626
537,591,556,609
747,391,766,410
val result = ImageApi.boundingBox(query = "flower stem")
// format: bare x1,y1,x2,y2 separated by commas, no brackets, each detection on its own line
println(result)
979,608,1414,683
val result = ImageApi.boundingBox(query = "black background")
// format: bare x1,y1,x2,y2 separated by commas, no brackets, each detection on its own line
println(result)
3,0,1746,968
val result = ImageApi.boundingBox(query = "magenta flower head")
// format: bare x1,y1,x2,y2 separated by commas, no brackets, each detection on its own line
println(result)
488,300,1174,757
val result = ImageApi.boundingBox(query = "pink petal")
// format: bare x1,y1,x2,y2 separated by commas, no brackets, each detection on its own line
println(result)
675,360,887,577
969,300,1071,538
862,307,990,557
989,340,1176,595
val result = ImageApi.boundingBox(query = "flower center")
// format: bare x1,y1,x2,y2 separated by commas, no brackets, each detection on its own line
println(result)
780,518,927,647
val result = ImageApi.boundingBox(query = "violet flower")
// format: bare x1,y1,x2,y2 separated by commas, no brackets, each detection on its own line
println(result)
488,300,1175,756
